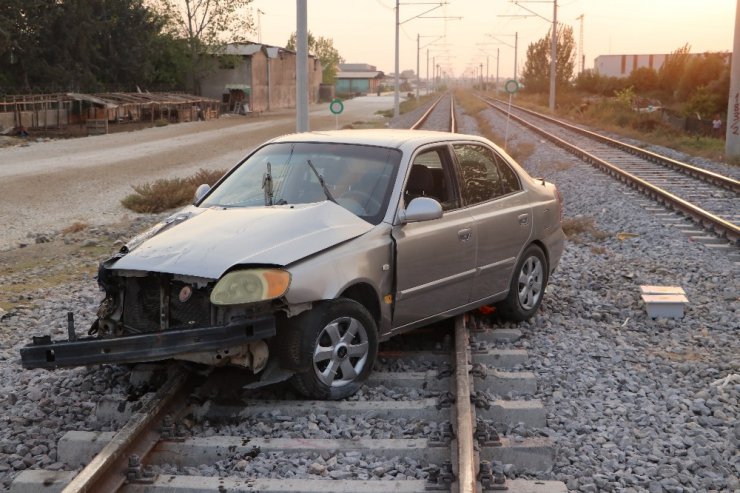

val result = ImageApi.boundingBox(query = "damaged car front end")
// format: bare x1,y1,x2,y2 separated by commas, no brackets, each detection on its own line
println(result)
21,134,399,398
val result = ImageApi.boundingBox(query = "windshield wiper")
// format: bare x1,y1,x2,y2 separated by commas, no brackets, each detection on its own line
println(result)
262,161,273,205
306,159,337,204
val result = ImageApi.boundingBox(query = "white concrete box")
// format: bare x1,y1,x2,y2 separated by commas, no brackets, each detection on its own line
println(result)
640,285,688,319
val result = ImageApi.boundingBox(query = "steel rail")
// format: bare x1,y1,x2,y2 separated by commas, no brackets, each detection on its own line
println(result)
480,96,740,244
410,94,446,130
454,315,476,493
61,366,191,493
484,96,740,193
450,96,457,133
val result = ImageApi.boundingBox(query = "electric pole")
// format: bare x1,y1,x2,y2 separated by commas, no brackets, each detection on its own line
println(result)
296,0,309,132
549,0,557,113
576,14,584,74
726,0,740,157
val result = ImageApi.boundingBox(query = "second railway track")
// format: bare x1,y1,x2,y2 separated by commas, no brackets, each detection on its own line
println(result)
480,95,739,245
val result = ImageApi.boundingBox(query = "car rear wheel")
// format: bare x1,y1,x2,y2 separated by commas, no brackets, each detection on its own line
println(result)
497,244,548,321
288,299,378,400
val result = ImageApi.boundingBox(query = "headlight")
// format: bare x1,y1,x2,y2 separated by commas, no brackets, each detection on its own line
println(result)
210,269,291,305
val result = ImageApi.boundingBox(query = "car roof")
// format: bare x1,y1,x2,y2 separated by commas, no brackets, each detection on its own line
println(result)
267,129,490,151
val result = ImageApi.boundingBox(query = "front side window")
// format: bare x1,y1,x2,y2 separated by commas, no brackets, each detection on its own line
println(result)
200,142,402,224
405,147,459,210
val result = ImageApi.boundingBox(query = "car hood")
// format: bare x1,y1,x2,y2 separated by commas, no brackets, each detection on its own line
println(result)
110,202,374,279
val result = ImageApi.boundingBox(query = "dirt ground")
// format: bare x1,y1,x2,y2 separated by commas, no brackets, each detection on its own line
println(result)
0,96,393,252
0,96,393,314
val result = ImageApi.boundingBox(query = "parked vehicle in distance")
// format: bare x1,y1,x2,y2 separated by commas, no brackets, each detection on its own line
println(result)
21,130,565,399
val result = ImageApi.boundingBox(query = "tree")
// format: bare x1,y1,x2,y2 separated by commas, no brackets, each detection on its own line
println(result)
627,67,659,94
520,25,575,93
0,0,185,93
286,31,343,84
152,0,255,92
658,43,691,99
677,52,729,101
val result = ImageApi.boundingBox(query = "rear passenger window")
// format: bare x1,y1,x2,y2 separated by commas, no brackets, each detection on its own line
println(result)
453,144,521,205
493,154,522,195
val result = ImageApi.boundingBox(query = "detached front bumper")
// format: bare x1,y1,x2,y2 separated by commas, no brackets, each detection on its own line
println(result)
20,316,276,370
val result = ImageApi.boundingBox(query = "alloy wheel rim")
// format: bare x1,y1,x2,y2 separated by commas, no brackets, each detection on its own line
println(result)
313,316,369,387
517,256,543,310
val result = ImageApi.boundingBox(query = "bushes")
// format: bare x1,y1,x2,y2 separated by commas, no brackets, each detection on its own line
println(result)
121,168,226,213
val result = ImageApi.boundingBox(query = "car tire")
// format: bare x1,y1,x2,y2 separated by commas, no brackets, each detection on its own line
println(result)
497,244,548,321
286,299,378,400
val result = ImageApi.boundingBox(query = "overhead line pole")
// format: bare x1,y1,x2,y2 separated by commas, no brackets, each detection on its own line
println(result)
504,1,558,110
726,0,740,157
393,1,459,117
549,0,557,112
296,0,309,132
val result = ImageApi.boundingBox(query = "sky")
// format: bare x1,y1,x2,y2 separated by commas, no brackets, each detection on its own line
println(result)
248,0,736,80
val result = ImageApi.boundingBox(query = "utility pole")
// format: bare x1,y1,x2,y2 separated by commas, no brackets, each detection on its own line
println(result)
726,0,740,157
496,48,500,95
514,32,518,82
549,0,557,112
296,0,308,132
393,1,459,117
484,32,517,82
417,34,445,99
394,0,400,118
576,14,584,73
502,2,556,106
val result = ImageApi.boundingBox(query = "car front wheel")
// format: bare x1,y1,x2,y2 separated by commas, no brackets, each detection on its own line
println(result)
497,244,548,321
287,299,378,400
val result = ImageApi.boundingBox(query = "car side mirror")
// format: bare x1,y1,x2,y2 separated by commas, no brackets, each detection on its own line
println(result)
194,183,211,203
398,197,443,224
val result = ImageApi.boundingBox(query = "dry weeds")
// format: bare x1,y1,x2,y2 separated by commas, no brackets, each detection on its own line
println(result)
61,221,89,234
121,168,226,213
561,216,611,241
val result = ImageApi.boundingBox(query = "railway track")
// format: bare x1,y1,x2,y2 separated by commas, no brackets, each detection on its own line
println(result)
12,317,567,493
9,96,567,493
410,93,457,133
479,95,739,246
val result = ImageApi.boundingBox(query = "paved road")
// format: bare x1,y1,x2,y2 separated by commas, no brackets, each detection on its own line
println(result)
0,96,394,250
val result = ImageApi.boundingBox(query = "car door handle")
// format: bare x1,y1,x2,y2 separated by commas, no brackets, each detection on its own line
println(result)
458,228,472,241
518,214,529,226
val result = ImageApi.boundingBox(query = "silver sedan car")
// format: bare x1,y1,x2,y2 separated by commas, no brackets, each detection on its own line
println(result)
21,130,565,399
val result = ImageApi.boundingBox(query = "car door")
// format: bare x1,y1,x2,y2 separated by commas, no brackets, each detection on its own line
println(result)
452,143,532,302
391,144,476,330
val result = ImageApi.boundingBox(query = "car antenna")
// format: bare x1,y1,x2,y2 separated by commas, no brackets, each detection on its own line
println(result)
306,159,337,204
262,161,274,206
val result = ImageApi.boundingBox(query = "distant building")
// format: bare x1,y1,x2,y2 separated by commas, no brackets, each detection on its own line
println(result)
594,52,730,78
199,42,322,113
594,54,670,78
335,63,385,97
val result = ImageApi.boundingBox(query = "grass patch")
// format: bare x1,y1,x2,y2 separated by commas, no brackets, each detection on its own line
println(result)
516,92,733,165
508,142,535,162
454,89,506,148
562,216,610,241
122,168,226,213
377,93,439,118
61,221,89,234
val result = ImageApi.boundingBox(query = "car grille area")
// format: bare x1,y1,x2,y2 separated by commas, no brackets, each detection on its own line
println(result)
122,275,212,334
